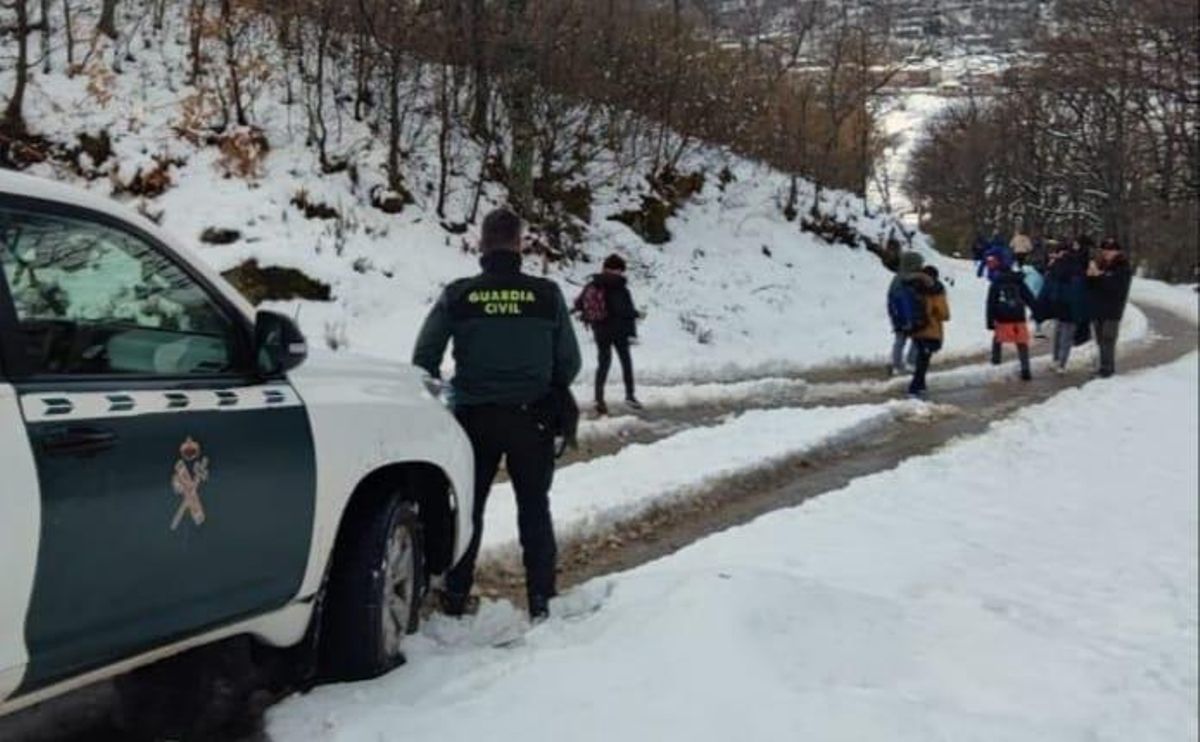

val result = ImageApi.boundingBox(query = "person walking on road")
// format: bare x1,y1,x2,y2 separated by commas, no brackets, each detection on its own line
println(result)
1011,229,1033,266
987,265,1038,381
575,253,642,416
977,232,1014,282
412,208,582,620
909,265,950,399
1042,238,1091,373
887,251,926,376
1087,238,1133,378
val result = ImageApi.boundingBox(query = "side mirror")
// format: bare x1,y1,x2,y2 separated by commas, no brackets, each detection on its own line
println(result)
255,310,308,377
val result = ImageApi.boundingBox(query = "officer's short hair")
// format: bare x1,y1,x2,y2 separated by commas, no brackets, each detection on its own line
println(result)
481,209,522,253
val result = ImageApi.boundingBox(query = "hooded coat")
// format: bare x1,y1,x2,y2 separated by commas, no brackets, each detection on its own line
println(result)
1087,253,1133,321
1042,248,1090,323
888,252,933,333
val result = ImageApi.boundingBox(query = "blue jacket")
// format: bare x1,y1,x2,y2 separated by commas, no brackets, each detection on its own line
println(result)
1021,265,1045,300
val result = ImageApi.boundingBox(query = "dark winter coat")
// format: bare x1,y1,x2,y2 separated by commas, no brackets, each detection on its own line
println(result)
888,252,930,332
986,270,1038,329
1041,249,1090,324
1028,238,1050,272
582,271,638,341
1087,254,1133,321
412,251,582,406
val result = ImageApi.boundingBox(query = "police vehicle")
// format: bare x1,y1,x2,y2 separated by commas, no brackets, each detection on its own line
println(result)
0,171,473,717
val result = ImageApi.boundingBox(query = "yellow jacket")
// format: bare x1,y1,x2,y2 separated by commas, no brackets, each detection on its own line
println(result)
914,288,951,341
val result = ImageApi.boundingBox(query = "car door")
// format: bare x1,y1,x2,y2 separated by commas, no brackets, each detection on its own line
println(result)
0,342,40,704
0,199,317,695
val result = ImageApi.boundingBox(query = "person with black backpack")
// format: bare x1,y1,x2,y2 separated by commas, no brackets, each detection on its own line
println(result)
987,265,1038,381
887,251,928,376
575,253,641,416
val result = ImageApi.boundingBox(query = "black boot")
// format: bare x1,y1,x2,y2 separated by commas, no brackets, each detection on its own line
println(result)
528,594,551,622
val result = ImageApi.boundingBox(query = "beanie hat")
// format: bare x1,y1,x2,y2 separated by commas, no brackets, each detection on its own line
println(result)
899,251,925,274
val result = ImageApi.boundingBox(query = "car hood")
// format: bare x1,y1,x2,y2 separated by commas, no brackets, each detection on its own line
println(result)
289,348,426,386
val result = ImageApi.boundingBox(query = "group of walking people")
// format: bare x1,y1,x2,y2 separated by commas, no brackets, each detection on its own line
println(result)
414,208,1135,622
889,229,1134,398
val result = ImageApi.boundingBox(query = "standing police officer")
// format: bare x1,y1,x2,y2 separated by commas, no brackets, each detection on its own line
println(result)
413,209,582,619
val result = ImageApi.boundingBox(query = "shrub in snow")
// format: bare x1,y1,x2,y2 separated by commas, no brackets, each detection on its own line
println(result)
199,227,242,246
216,127,269,180
291,189,340,221
221,260,332,306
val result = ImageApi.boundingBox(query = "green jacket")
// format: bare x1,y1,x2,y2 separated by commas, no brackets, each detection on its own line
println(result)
412,251,582,407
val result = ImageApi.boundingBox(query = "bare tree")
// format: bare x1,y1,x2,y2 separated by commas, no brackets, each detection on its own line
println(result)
62,0,73,69
97,0,117,39
2,0,34,138
38,0,48,72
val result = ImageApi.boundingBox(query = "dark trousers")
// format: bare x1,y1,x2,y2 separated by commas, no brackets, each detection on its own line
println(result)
992,341,1031,378
1094,320,1120,376
595,334,634,403
908,338,941,394
447,404,557,606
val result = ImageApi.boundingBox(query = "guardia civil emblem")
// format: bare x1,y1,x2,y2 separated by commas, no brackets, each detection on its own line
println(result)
171,437,209,530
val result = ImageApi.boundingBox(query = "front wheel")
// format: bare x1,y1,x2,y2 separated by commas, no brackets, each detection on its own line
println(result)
320,494,424,681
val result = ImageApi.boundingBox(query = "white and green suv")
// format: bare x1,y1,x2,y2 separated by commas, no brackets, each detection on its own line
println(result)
0,170,473,717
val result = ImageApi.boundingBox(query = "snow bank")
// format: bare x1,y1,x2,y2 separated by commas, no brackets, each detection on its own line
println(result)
1132,279,1199,325
480,400,934,557
269,353,1198,742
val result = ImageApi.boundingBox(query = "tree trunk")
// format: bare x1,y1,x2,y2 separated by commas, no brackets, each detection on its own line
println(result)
468,0,488,136
2,0,31,138
188,0,205,84
386,55,402,193
62,0,74,70
40,0,51,73
436,63,451,219
98,0,119,40
502,0,534,213
220,0,247,127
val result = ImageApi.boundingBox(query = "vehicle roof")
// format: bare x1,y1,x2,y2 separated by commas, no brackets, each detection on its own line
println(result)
0,169,256,320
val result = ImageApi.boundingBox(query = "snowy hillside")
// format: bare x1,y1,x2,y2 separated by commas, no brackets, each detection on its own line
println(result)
2,3,996,385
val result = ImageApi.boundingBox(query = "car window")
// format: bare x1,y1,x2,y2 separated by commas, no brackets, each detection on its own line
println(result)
0,207,237,377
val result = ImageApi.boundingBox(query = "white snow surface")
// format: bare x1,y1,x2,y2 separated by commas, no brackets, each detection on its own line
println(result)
479,399,933,559
269,354,1199,742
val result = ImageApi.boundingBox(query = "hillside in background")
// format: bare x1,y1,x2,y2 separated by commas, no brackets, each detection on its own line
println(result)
0,1,993,383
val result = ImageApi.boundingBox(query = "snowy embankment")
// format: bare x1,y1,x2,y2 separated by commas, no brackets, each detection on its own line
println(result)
480,399,936,559
5,4,992,386
269,353,1199,742
1132,279,1199,325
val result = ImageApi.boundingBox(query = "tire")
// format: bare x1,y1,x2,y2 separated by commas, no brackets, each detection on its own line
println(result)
320,493,425,681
